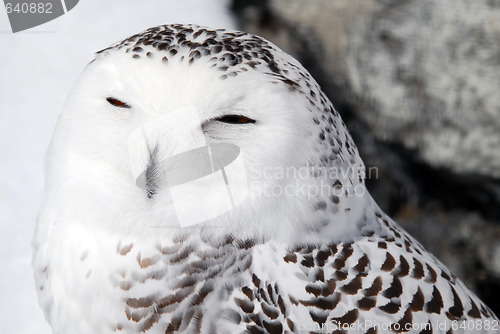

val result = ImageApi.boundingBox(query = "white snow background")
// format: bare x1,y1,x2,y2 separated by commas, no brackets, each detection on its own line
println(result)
0,1,235,333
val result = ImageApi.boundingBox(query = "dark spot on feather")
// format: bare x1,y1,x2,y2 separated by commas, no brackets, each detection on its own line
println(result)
393,255,410,277
468,299,481,318
192,282,214,305
328,243,339,255
358,296,377,310
237,239,255,250
282,78,299,90
333,246,353,269
425,264,438,283
252,274,261,288
381,252,397,271
278,295,287,316
363,276,383,297
315,201,327,210
126,295,156,308
223,309,241,324
193,30,203,39
242,286,254,301
306,284,322,297
394,308,412,333
353,254,370,273
334,270,348,281
261,303,279,319
286,318,295,332
235,297,254,313
259,288,270,304
136,253,159,269
426,286,444,314
409,287,425,311
309,309,328,325
175,276,198,289
301,255,314,268
266,284,275,304
480,304,491,317
341,275,363,295
248,313,263,327
141,313,161,332
412,258,425,279
246,325,265,334
383,276,403,299
314,268,325,282
324,279,336,296
330,195,340,204
331,309,359,325
445,286,464,320
418,321,433,334
117,243,133,256
333,180,343,189
273,284,279,296
169,247,191,263
189,50,201,59
301,293,341,310
263,320,283,334
379,300,401,314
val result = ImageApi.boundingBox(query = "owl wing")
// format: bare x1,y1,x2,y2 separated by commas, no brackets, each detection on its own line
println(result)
226,217,498,334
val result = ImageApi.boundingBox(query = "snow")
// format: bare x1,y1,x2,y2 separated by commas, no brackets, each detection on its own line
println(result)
0,1,235,333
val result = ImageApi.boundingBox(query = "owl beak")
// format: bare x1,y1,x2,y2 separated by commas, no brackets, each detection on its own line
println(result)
144,144,161,199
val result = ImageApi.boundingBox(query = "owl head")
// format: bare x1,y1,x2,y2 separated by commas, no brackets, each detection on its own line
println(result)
43,24,367,243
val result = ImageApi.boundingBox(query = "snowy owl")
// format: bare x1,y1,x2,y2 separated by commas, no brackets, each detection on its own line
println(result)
33,24,498,334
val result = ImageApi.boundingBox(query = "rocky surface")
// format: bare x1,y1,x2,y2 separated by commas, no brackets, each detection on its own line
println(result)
231,0,500,315
233,0,500,178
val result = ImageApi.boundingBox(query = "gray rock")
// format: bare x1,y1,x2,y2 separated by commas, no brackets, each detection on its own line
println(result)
347,0,500,178
234,0,500,178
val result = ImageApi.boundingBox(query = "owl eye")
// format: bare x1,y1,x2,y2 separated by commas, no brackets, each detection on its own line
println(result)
215,115,256,124
106,97,131,109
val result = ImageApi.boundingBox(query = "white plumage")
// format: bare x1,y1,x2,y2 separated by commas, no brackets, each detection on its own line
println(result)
33,24,498,334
